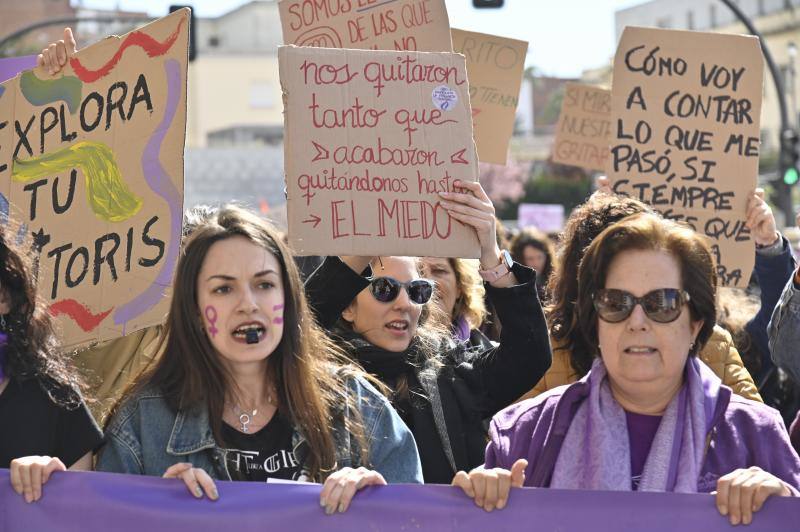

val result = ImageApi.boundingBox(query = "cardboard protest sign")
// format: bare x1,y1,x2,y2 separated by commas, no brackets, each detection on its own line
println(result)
609,27,763,287
278,0,452,52
552,82,611,171
0,10,188,348
279,45,480,257
451,29,527,165
518,203,565,233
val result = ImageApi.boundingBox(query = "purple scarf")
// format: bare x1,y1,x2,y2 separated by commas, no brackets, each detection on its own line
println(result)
551,357,719,492
452,316,471,343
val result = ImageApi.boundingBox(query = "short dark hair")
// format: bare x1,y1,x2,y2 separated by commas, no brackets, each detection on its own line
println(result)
576,213,717,359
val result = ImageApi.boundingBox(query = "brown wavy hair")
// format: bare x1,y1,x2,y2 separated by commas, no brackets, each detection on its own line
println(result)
449,258,486,329
0,224,83,407
576,213,717,359
114,206,368,480
546,193,654,376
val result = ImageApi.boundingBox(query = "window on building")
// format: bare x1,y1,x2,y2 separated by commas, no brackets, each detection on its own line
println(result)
249,82,274,109
687,11,694,30
709,5,717,28
757,0,766,16
656,16,671,28
208,36,220,47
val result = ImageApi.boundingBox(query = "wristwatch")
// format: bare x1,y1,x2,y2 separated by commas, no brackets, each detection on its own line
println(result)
478,250,513,283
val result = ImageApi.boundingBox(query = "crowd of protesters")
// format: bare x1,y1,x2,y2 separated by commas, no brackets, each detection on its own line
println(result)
2,29,800,528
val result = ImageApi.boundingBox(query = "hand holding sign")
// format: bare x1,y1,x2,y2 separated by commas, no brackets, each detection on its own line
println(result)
745,189,779,247
439,180,498,267
37,28,77,76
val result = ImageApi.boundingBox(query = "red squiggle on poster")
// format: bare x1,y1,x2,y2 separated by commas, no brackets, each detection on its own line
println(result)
49,299,113,332
69,18,185,83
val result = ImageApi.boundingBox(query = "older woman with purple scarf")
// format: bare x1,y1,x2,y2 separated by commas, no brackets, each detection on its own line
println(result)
453,213,800,526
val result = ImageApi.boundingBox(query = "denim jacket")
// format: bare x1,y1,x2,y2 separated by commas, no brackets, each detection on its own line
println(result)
96,375,423,483
768,272,800,385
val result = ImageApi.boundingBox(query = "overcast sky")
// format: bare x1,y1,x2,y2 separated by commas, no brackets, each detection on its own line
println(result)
75,0,645,77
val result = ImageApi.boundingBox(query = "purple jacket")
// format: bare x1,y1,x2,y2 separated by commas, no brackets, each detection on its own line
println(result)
485,367,800,492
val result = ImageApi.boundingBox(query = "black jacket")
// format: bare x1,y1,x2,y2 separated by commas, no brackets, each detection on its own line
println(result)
305,257,552,483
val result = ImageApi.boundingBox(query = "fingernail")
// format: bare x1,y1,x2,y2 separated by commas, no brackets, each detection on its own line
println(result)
194,487,203,498
719,505,728,515
338,502,346,513
320,499,326,507
325,506,334,515
439,191,451,196
211,488,219,500
731,515,740,525
743,515,751,525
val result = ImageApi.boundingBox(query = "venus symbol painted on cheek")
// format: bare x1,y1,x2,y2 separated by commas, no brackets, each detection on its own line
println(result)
272,303,284,325
204,305,219,338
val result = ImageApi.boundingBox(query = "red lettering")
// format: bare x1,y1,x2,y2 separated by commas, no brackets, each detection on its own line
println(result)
394,108,457,146
331,200,348,239
309,93,386,129
300,59,358,86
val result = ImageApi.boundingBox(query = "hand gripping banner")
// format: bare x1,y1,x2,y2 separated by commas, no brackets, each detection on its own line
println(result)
1,469,797,531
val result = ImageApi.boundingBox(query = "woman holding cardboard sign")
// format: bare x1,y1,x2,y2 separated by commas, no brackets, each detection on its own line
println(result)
306,180,552,483
453,214,800,525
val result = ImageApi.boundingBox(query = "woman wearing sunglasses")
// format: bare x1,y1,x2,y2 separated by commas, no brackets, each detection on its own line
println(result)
454,213,800,524
306,180,552,484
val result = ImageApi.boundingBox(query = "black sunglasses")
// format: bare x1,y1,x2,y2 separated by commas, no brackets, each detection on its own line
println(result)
368,277,434,305
592,288,691,324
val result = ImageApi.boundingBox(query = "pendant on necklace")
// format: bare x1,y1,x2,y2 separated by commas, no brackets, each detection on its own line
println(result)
237,408,257,433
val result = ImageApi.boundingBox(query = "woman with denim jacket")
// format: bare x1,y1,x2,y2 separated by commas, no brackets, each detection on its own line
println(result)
95,206,422,513
305,180,552,483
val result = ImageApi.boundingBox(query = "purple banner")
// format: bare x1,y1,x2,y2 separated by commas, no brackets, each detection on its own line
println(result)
0,55,37,83
0,469,797,531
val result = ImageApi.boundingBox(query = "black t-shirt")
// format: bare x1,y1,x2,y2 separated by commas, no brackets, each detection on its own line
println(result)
221,414,301,481
0,377,103,468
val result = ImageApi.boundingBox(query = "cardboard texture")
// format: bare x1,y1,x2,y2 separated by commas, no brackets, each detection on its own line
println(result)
552,82,611,171
609,27,763,288
278,0,452,52
279,45,480,258
0,10,188,349
451,28,527,165
517,203,565,233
